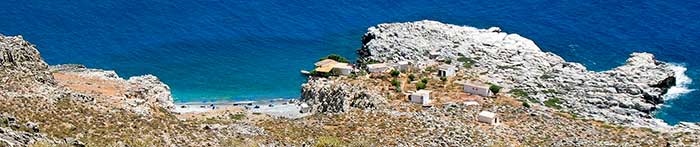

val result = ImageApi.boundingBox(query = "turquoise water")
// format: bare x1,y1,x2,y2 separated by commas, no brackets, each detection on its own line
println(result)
0,0,697,124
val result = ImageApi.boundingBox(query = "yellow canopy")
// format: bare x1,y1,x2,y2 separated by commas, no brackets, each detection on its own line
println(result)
315,64,335,73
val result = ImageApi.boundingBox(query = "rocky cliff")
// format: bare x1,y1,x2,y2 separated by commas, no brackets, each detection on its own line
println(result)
300,77,387,113
0,35,176,146
356,20,681,128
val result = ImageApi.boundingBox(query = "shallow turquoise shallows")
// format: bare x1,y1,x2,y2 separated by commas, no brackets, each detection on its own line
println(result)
1,0,698,124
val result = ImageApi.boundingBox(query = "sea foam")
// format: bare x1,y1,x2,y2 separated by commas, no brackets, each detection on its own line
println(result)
664,63,695,100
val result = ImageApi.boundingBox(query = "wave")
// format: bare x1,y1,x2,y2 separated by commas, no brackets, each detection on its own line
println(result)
663,63,695,100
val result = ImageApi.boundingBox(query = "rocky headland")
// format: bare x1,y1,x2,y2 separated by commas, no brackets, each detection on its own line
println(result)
354,20,695,130
1,20,699,146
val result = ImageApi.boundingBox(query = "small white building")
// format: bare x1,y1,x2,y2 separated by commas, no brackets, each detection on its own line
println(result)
437,65,456,77
429,51,440,59
463,81,493,97
478,111,499,124
409,90,431,107
395,61,410,72
299,103,311,113
332,63,353,76
367,63,390,73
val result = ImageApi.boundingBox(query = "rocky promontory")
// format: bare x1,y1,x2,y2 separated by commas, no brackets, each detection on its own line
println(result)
356,20,686,129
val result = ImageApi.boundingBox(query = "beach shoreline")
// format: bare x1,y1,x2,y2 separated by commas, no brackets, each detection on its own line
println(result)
173,98,310,119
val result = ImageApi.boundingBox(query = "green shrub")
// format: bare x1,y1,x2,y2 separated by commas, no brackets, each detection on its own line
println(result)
416,82,427,90
365,60,380,64
390,70,400,77
511,89,529,98
540,74,554,79
421,78,429,84
445,59,452,64
408,74,416,81
440,77,447,82
320,54,350,63
542,89,557,94
391,79,401,87
522,101,531,108
457,56,475,68
425,67,433,72
544,98,562,109
489,84,502,94
230,114,246,120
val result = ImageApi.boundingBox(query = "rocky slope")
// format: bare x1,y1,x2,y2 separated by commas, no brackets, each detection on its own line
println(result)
301,77,387,113
0,35,264,146
356,20,688,129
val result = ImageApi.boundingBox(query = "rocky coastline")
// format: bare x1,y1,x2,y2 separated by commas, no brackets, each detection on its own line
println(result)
2,20,700,146
351,20,696,130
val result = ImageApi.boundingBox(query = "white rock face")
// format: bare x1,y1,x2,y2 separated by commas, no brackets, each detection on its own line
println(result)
300,78,387,113
357,20,679,128
125,75,176,114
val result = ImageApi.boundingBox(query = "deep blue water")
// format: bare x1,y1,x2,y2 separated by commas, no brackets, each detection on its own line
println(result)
1,0,698,124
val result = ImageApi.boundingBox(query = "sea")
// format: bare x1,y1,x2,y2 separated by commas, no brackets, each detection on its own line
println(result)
0,0,697,124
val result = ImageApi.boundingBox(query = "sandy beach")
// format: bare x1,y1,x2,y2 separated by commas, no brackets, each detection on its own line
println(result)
173,98,311,119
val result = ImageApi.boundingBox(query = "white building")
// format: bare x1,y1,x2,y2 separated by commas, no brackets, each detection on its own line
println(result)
478,111,499,124
437,64,456,77
332,63,353,76
367,63,390,73
409,90,431,107
463,81,493,97
299,103,311,113
395,61,410,72
429,51,440,59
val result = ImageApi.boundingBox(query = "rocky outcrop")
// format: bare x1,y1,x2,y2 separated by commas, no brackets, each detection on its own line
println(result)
356,20,682,128
125,75,175,114
0,113,65,146
300,78,387,113
0,35,55,94
50,64,175,115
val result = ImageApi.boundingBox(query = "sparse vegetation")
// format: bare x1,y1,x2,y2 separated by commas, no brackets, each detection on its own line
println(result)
440,77,447,82
544,98,562,109
457,56,476,68
416,82,427,90
390,70,400,77
421,78,429,84
522,101,531,108
320,54,350,63
511,89,529,98
489,84,502,94
542,89,557,94
444,59,452,64
230,114,246,120
315,136,345,147
540,74,554,79
391,79,402,92
408,74,416,81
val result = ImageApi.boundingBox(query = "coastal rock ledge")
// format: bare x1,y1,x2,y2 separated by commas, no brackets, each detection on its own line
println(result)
357,20,690,129
301,77,387,113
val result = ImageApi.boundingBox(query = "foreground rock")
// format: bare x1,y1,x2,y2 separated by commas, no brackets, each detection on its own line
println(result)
301,77,387,113
357,20,690,129
0,35,266,146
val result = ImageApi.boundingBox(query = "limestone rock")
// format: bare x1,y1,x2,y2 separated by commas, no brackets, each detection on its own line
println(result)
300,78,387,113
356,20,679,128
125,75,176,114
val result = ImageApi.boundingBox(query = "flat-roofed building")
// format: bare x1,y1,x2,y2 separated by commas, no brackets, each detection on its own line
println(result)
463,81,493,97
